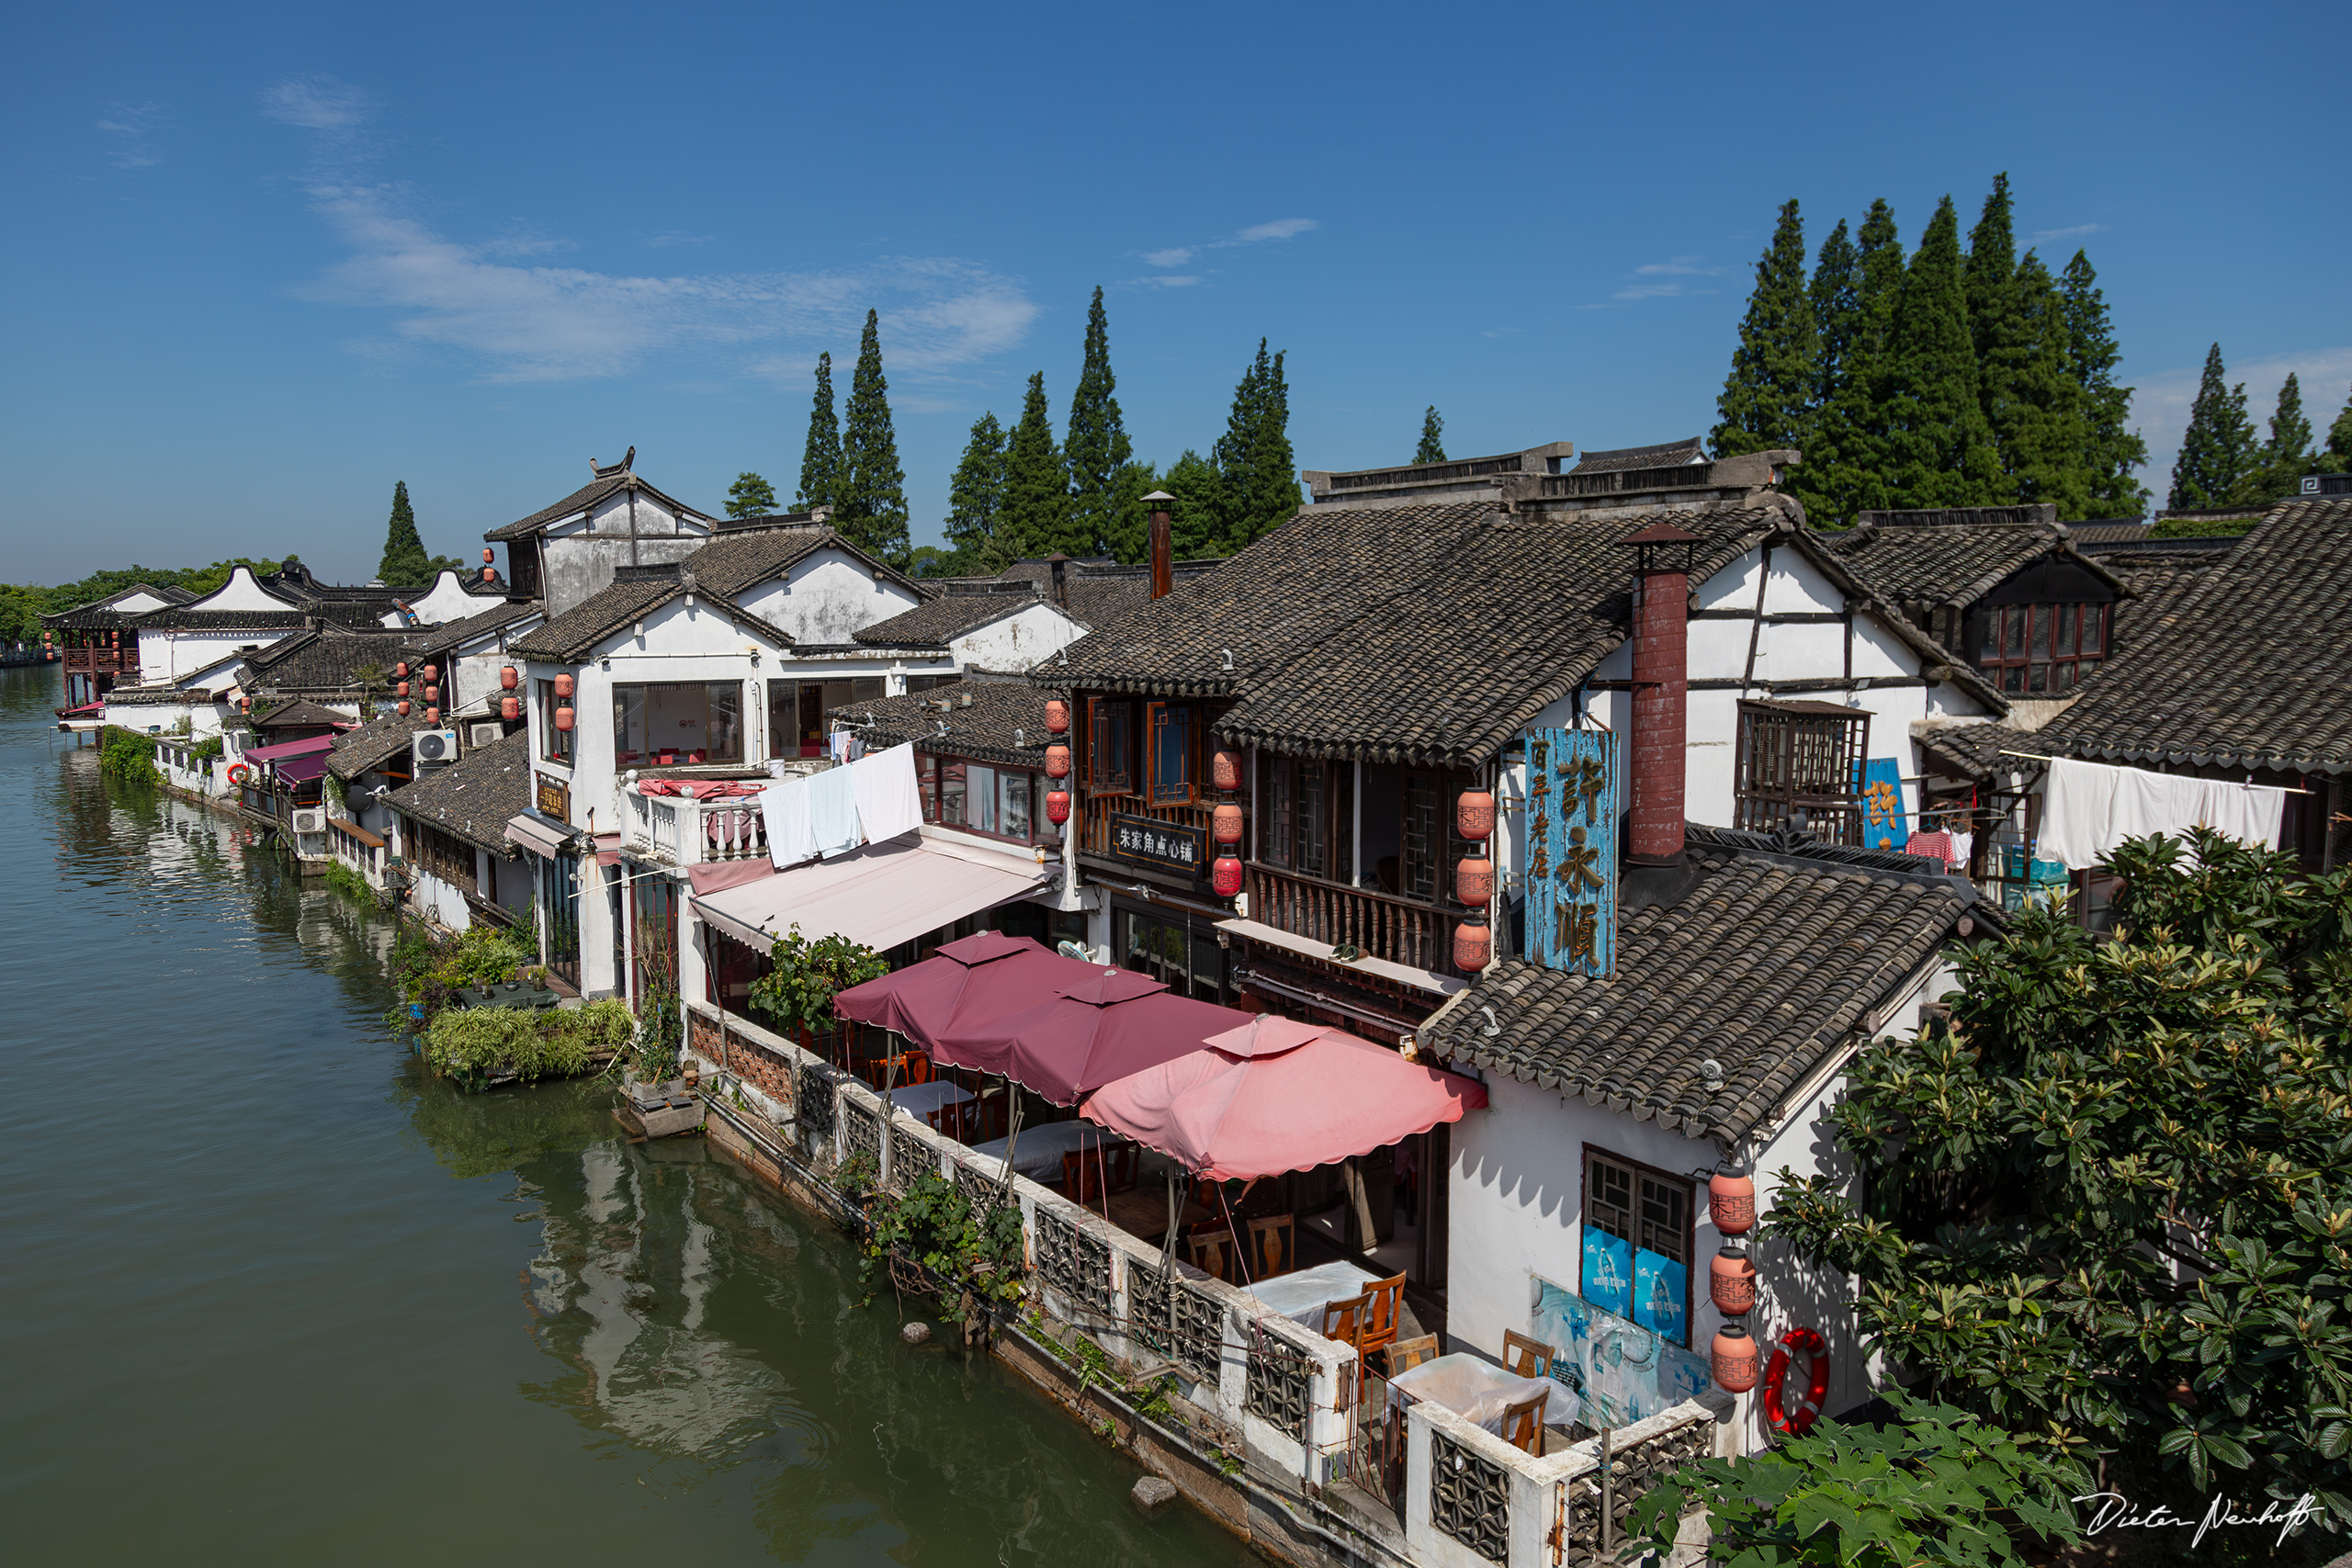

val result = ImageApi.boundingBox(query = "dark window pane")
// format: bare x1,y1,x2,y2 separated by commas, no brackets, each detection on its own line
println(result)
1298,761,1327,878
1980,614,2000,660
2057,604,2075,656
2029,662,2049,694
2004,666,2023,694
2032,606,2054,660
2082,604,2106,656
2054,660,2076,691
2005,608,2026,658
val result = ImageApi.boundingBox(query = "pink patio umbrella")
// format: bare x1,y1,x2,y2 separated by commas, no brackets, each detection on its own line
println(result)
1079,1015,1487,1181
831,931,1107,1054
934,968,1257,1106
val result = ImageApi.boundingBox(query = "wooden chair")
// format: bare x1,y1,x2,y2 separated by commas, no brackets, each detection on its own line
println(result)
883,1048,932,1086
923,1100,967,1141
1502,1329,1555,1380
1499,1388,1550,1455
1246,1213,1295,1278
1185,1222,1236,1281
1385,1333,1440,1377
1359,1271,1406,1363
1317,1292,1372,1348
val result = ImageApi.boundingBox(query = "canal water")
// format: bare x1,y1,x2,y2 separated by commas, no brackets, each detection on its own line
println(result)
0,666,1241,1566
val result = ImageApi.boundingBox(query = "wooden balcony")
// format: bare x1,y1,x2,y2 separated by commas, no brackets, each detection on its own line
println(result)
1242,863,1467,978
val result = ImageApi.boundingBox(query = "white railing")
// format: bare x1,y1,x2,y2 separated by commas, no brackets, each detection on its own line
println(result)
627,790,767,866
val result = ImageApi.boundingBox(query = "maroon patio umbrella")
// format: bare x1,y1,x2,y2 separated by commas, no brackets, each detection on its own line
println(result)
935,968,1257,1106
831,931,1105,1055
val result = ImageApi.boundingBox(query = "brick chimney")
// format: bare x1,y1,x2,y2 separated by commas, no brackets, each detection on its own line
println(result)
1046,552,1070,609
1619,521,1701,868
1144,491,1176,600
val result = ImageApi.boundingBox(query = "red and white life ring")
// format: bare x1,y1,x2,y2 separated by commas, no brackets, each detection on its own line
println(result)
1760,1325,1831,1437
227,762,250,785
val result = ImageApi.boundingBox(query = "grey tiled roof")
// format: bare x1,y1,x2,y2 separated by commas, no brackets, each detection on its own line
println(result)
390,728,533,855
40,583,196,629
328,710,426,781
1820,516,2125,614
484,470,712,542
1421,825,1977,1149
681,521,922,600
505,571,795,663
852,585,1057,648
254,697,354,731
241,627,419,694
409,599,542,659
1567,437,1705,474
133,607,373,631
1912,723,2043,777
2065,520,2151,545
831,679,1066,769
2039,496,2352,773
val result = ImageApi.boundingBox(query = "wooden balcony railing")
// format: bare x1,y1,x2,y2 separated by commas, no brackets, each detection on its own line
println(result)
1243,863,1466,977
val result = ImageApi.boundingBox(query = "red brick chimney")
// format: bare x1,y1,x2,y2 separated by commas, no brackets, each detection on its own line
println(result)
1144,491,1175,600
1620,521,1700,867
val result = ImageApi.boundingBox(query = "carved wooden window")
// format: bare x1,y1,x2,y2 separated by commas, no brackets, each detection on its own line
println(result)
1979,602,2108,694
1147,703,1195,807
1733,699,1870,846
1086,697,1135,795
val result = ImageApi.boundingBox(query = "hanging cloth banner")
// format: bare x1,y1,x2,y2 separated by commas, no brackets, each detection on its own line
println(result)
1860,757,1908,852
1526,727,1618,977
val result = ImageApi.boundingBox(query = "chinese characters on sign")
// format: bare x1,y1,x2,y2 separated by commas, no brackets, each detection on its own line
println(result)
1526,727,1618,976
1108,813,1208,877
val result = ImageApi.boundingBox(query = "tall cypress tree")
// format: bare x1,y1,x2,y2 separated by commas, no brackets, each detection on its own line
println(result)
943,412,1007,572
794,352,841,513
2000,253,2091,516
1876,195,1998,509
1239,346,1298,548
1062,287,1134,560
998,373,1069,567
1962,174,2029,505
1804,202,1903,525
834,311,910,563
2059,252,2149,514
2240,372,2315,505
1712,199,1816,458
1417,407,1447,463
1159,450,1224,560
2167,344,2258,512
1212,343,1270,550
2326,382,2352,471
377,479,430,585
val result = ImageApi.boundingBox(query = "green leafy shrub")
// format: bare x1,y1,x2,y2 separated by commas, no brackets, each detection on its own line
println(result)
99,726,161,788
750,924,887,1036
322,861,372,902
424,998,635,1088
389,922,543,1027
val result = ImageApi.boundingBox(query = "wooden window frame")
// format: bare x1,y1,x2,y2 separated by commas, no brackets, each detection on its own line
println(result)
1146,702,1196,807
1580,1144,1695,1347
1978,602,2109,696
536,678,573,765
934,755,1044,846
1086,696,1136,796
1733,700,1871,846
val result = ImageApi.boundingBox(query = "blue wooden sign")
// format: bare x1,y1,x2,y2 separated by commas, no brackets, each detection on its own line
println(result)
1526,727,1618,976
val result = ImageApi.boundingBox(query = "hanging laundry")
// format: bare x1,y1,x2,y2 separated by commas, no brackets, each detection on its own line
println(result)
762,774,818,867
807,762,863,857
852,742,923,843
2040,757,2286,871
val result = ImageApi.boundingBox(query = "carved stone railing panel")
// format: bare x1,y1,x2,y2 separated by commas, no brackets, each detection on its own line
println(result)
1430,1428,1510,1562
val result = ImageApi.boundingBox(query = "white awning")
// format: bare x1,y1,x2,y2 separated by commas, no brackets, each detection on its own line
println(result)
690,829,1053,953
503,810,576,861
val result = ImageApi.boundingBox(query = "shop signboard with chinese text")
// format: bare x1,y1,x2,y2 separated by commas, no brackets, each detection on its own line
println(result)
1526,727,1617,976
1108,813,1206,878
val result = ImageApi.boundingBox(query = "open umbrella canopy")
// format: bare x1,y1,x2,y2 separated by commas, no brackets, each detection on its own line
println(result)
831,931,1103,1054
1080,1017,1487,1181
936,970,1256,1106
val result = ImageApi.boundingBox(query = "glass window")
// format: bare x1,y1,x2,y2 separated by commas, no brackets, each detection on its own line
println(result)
918,753,940,823
537,678,574,764
1148,703,1194,806
1583,1148,1692,1347
1298,761,1328,878
967,764,998,834
1264,757,1293,866
1087,697,1135,795
767,677,888,759
1001,771,1031,840
940,761,968,826
613,682,743,766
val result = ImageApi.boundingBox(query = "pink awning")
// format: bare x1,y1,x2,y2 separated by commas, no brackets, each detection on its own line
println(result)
835,931,1108,1053
936,971,1256,1107
686,858,775,897
1080,1016,1487,1180
244,734,337,762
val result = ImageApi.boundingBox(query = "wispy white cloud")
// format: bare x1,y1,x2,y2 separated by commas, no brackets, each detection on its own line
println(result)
1136,218,1317,273
644,231,715,249
2031,222,2106,243
263,75,1037,385
1581,254,1727,307
2131,345,2352,502
96,101,169,169
1119,275,1204,290
1633,257,1723,277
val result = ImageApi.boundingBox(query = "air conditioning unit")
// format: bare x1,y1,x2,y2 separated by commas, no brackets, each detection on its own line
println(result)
413,728,459,764
468,721,503,749
290,807,327,834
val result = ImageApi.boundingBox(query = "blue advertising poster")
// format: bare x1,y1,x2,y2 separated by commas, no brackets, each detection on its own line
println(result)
1532,1278,1714,1430
1525,727,1618,977
1860,757,1908,852
1580,1226,1632,1317
1633,1247,1688,1346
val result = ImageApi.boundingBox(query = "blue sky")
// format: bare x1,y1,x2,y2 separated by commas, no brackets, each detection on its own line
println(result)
5,0,2345,585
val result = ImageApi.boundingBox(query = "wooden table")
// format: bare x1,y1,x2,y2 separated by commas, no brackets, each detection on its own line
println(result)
1100,1185,1212,1244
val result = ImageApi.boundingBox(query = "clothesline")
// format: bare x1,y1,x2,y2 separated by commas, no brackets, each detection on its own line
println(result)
1997,750,2312,795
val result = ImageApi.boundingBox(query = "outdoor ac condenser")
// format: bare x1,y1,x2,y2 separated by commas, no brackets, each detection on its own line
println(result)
413,728,459,764
467,721,503,749
290,807,327,834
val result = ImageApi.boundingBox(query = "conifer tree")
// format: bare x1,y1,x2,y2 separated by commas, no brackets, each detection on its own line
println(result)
943,413,1007,572
794,352,841,513
2000,254,2091,516
2059,253,2149,514
1876,195,1998,509
1417,407,1447,463
1809,220,1860,409
1804,202,1903,524
376,479,431,586
2167,344,2258,512
1962,174,2028,504
1159,450,1224,560
1236,344,1298,548
725,472,776,519
2239,372,2315,505
2327,383,2352,471
834,312,910,564
1063,288,1134,560
998,372,1069,567
1102,459,1159,566
1712,199,1817,459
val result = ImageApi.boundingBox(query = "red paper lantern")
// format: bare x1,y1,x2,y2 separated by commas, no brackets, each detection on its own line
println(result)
1046,788,1070,825
1710,1247,1757,1315
553,672,574,699
425,706,440,725
424,685,439,705
1453,915,1491,972
1710,1166,1756,1235
1212,803,1244,845
397,682,410,698
1455,853,1494,905
501,695,520,722
499,666,518,690
1211,749,1243,792
1456,789,1496,841
1045,699,1069,734
1212,856,1244,897
481,565,496,581
397,701,411,716
1710,1325,1759,1393
396,661,409,678
482,548,495,564
554,705,574,732
1045,744,1071,779
422,663,439,682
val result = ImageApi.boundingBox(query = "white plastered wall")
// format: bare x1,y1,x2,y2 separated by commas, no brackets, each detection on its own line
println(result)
946,601,1085,672
735,547,922,645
